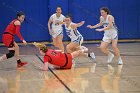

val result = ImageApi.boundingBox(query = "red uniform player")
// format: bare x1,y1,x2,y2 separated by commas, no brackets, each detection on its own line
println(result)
44,49,73,69
33,42,96,70
0,11,28,68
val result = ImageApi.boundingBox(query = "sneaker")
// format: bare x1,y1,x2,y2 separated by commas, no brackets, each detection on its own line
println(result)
17,62,28,68
118,57,123,65
80,46,88,52
89,52,96,62
107,53,114,63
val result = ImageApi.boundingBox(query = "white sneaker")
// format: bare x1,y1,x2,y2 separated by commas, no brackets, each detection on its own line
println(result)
118,57,123,65
107,53,114,63
80,46,88,52
89,52,96,62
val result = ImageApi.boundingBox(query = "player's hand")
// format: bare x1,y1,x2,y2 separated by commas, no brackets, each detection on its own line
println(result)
71,24,77,30
22,40,27,45
49,29,54,35
80,21,85,25
95,28,103,32
87,25,93,29
40,63,48,71
58,21,64,25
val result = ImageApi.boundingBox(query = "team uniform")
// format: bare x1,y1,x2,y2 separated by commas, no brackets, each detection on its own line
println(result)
2,19,24,48
100,15,118,43
49,13,65,38
44,49,73,69
65,22,83,46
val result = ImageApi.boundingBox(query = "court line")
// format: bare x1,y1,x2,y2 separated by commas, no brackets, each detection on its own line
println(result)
36,54,74,93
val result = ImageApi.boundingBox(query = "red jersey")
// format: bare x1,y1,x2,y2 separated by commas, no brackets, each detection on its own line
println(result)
44,49,72,68
4,19,24,41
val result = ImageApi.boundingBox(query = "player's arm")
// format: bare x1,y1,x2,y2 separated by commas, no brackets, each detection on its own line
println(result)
38,62,48,71
71,21,85,30
14,20,27,45
58,16,66,25
95,16,113,32
48,18,52,32
87,17,103,29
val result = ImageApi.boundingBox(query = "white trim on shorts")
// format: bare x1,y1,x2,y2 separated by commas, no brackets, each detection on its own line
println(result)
102,33,118,43
51,30,63,38
72,36,83,46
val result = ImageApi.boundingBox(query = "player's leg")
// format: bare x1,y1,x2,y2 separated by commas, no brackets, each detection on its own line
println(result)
112,39,123,65
100,41,114,63
0,49,15,62
75,46,96,62
14,42,28,67
66,42,79,53
52,37,59,48
57,35,64,53
0,35,15,61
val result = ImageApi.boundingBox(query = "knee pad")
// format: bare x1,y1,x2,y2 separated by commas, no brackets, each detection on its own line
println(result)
6,50,15,59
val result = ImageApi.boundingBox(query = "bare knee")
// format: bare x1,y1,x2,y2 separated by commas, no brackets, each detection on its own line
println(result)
57,39,63,44
54,43,58,47
100,46,106,52
112,45,118,50
53,41,58,47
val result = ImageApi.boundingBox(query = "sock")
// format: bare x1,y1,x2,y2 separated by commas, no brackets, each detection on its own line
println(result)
17,59,21,64
88,53,91,57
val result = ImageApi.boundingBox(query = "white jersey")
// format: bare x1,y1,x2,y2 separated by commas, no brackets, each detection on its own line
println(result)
65,22,83,41
100,15,118,35
50,13,65,31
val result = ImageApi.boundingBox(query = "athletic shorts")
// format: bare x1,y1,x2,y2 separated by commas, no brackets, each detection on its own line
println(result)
2,32,14,48
72,36,83,46
60,53,73,69
51,29,63,38
102,33,118,43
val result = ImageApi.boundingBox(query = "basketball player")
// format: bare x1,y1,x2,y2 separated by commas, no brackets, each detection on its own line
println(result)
0,11,28,68
33,42,96,71
87,7,123,65
48,6,65,53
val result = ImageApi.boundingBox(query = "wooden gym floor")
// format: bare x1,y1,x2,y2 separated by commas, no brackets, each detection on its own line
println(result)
0,43,140,93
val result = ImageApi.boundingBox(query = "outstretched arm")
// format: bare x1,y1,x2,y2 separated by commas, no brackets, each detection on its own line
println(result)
38,62,48,71
71,21,85,30
96,16,113,32
87,17,103,29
